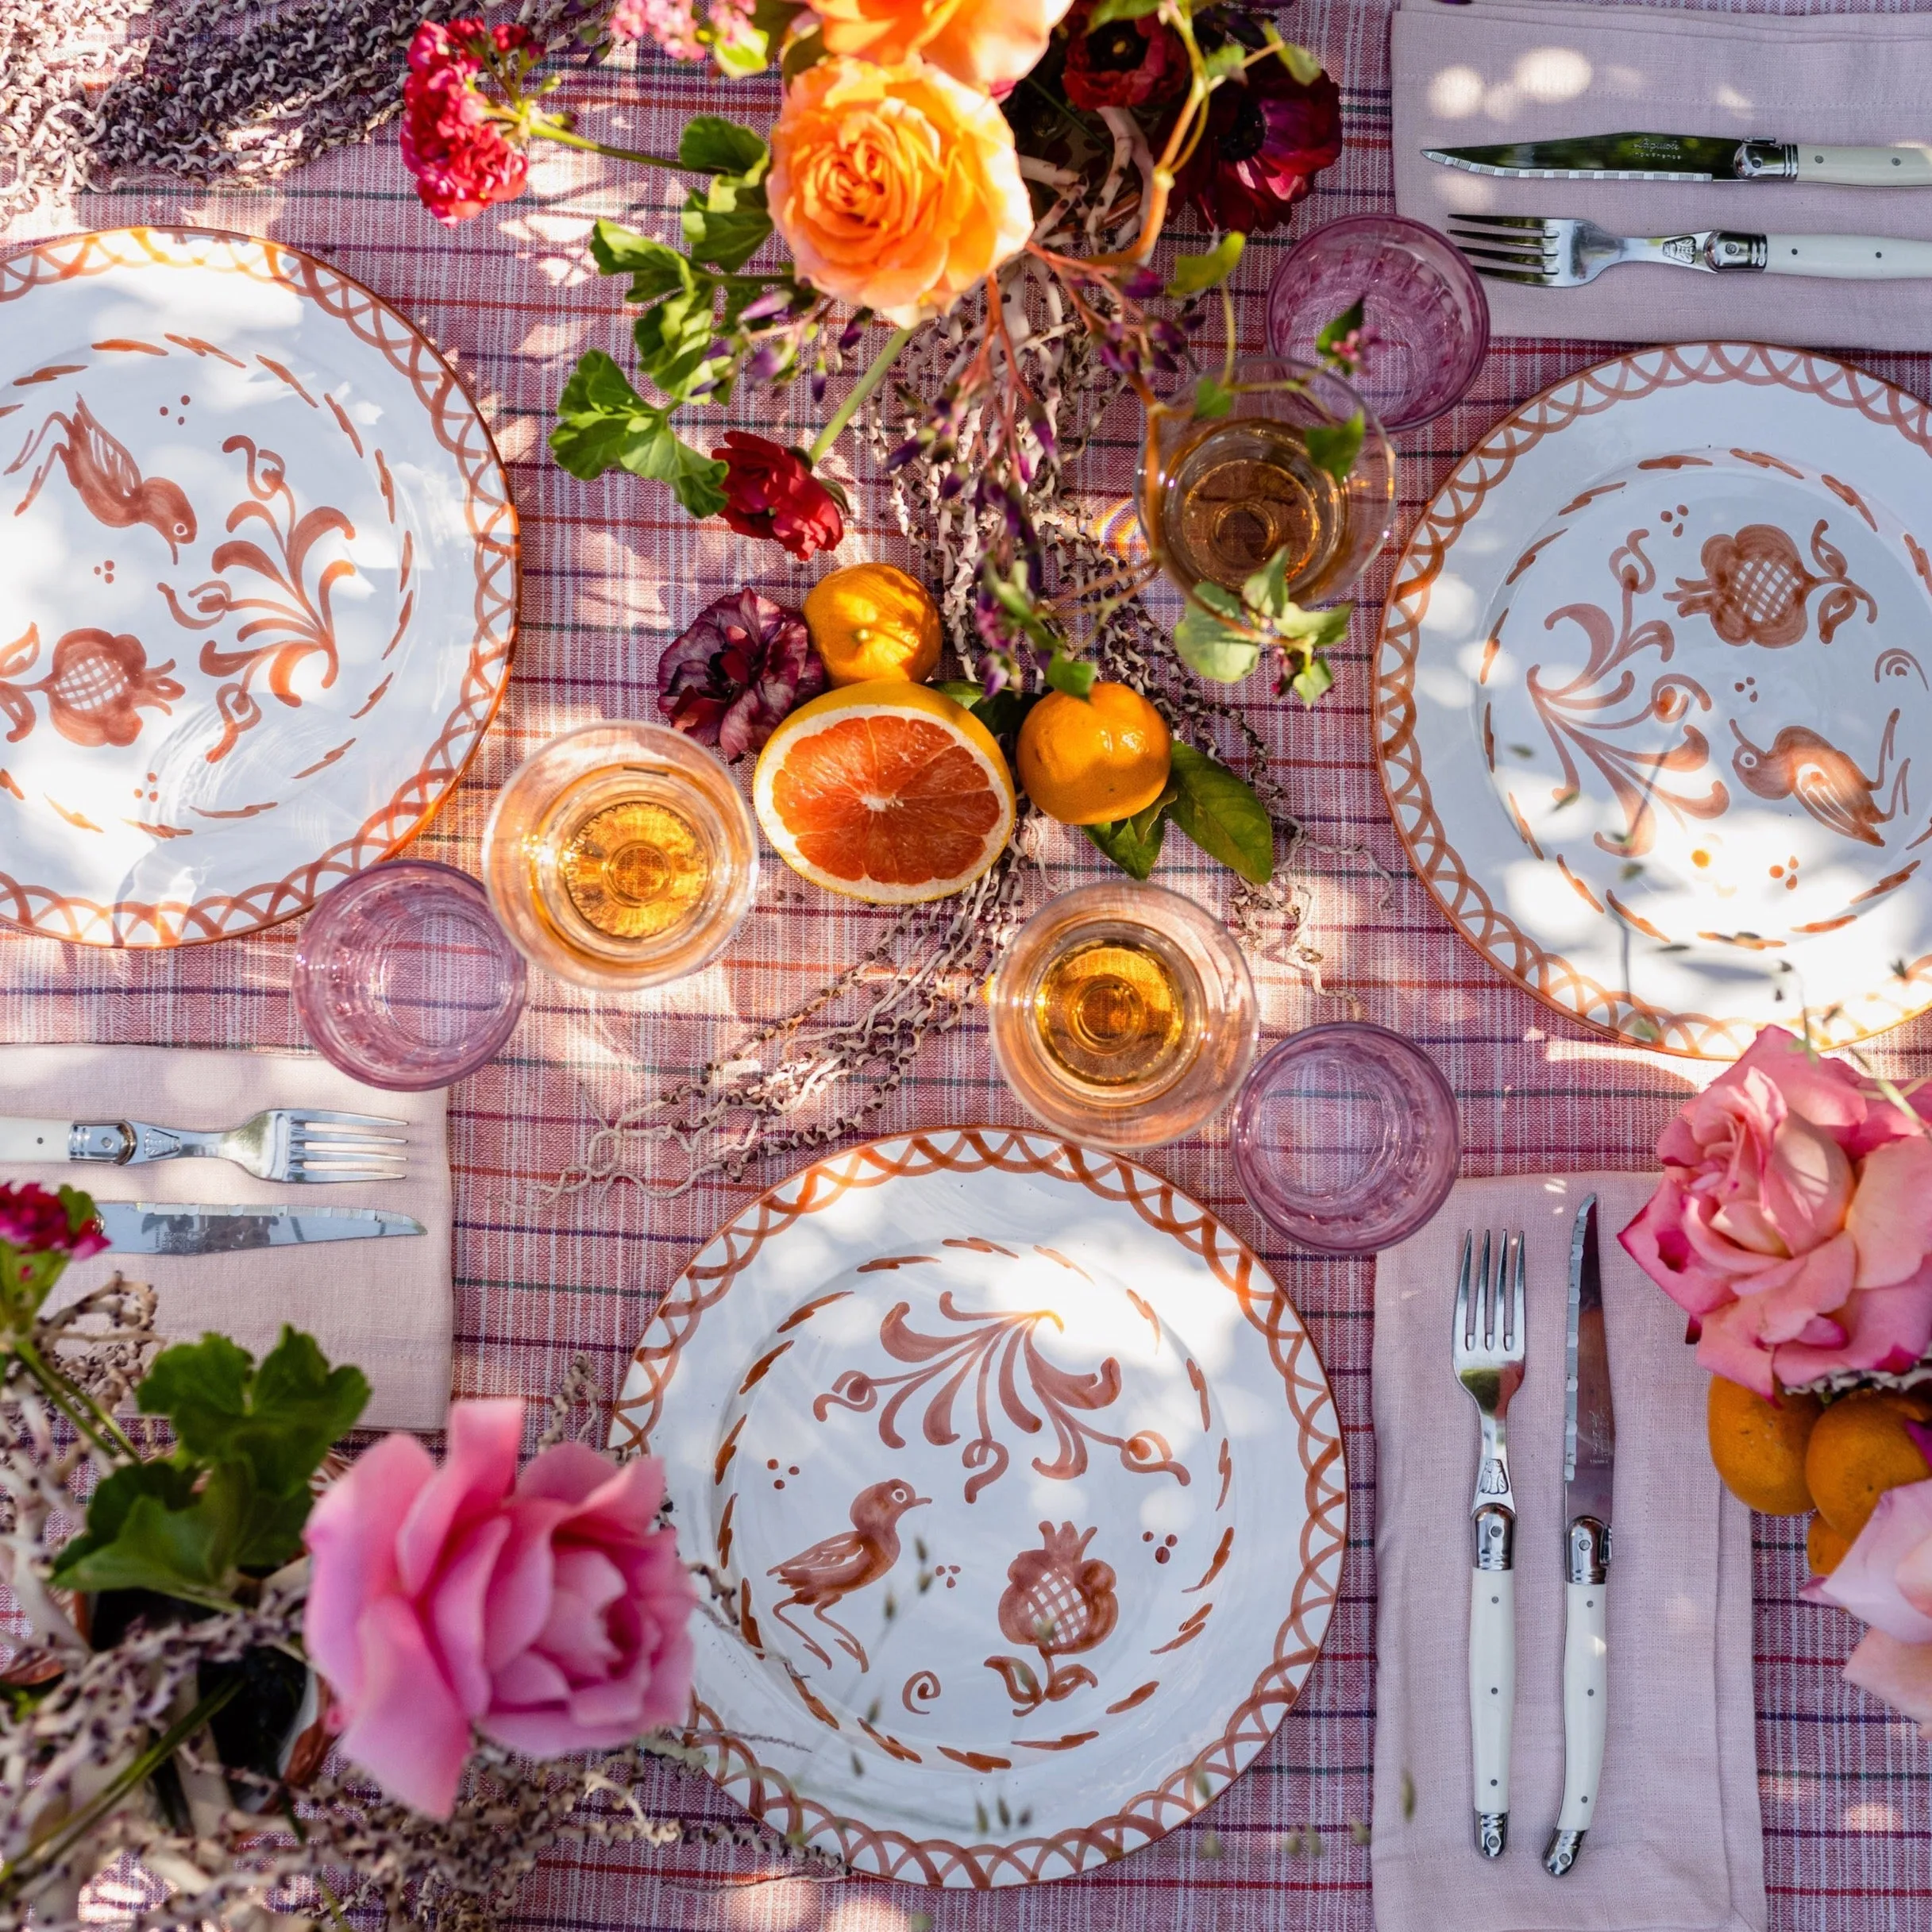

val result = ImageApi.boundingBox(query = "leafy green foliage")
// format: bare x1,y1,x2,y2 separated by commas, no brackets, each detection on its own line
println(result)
678,116,768,178
1166,744,1275,882
1304,408,1366,481
1269,32,1324,84
1089,0,1163,22
1315,298,1365,372
1167,232,1246,298
1192,376,1234,421
1168,549,1352,702
550,351,730,518
1045,652,1097,700
49,1327,368,1604
1085,808,1168,881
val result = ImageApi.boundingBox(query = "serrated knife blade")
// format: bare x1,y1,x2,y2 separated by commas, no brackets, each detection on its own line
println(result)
94,1201,424,1255
1425,133,1748,183
1565,1194,1614,1531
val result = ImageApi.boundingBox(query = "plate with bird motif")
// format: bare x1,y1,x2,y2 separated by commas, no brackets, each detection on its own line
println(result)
608,1127,1346,1887
0,228,515,946
1379,340,1932,1057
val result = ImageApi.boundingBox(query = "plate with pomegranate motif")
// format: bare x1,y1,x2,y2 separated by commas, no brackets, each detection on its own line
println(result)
608,1127,1346,1887
1378,341,1932,1056
0,228,515,946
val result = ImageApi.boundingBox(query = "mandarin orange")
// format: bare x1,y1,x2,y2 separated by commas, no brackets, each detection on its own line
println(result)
1016,683,1171,827
1706,1375,1820,1515
1804,1389,1932,1541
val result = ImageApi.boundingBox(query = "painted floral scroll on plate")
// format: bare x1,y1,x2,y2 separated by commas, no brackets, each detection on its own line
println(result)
609,1128,1346,1887
1379,341,1932,1056
0,229,515,946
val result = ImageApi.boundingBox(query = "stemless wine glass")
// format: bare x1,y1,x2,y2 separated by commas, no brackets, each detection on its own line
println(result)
987,881,1257,1150
480,721,758,993
1266,214,1490,434
1231,1022,1460,1252
292,860,527,1091
1137,356,1395,620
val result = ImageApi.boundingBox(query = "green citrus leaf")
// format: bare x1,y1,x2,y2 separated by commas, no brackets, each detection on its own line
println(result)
1166,743,1275,883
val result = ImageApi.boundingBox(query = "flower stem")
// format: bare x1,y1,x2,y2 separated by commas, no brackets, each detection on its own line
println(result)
808,324,917,467
0,1678,241,1900
529,118,685,170
13,1336,137,1463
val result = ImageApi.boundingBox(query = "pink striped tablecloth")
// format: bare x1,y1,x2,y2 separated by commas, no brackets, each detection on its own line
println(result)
5,0,1928,1925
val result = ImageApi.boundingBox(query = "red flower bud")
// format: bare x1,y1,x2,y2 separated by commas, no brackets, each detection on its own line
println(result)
711,433,845,561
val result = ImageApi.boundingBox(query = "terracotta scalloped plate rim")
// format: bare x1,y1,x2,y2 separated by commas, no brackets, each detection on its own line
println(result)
608,1124,1348,1888
1375,337,1932,1060
0,226,519,947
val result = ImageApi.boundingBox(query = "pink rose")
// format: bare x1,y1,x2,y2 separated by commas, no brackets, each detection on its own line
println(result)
1807,1478,1932,1733
303,1399,695,1817
1620,1027,1932,1394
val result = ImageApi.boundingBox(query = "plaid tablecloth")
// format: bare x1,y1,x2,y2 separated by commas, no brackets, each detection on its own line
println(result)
6,0,1930,1924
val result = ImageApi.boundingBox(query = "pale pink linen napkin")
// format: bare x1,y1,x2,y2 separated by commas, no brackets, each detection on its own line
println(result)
1371,1173,1764,1932
1392,0,1932,350
2,1045,451,1431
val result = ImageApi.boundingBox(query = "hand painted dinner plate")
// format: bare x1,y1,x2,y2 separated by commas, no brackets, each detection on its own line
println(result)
0,228,516,946
1379,341,1932,1057
608,1128,1346,1887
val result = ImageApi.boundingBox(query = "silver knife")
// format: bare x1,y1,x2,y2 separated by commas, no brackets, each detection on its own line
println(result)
1545,1194,1614,1877
94,1201,424,1255
1425,133,1932,188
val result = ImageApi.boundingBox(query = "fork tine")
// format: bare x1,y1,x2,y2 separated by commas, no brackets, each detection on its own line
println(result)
288,1165,408,1185
1455,1231,1473,1352
1510,1231,1525,1354
1452,241,1552,267
289,1110,408,1129
1444,211,1551,230
290,1131,408,1149
1479,1228,1494,1349
1467,264,1556,287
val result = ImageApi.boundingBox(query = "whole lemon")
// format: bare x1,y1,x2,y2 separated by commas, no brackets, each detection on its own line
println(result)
1807,1513,1852,1578
804,562,941,687
1804,1389,1932,1541
1017,683,1172,827
1706,1375,1820,1515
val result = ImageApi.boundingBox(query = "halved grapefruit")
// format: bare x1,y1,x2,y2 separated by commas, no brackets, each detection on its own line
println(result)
752,681,1015,903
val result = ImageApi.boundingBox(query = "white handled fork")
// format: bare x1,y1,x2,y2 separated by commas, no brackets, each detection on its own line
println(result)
1452,1228,1525,1857
0,1110,406,1185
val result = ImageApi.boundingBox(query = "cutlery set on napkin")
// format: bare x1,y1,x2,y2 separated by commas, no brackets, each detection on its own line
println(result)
0,1045,453,1429
1394,0,1932,349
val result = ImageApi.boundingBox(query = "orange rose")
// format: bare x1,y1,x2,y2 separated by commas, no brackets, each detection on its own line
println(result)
769,56,1035,327
808,0,1073,92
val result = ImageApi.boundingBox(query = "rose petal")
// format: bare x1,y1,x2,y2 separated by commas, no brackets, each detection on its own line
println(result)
1619,1178,1741,1315
1693,1298,1779,1395
1775,1272,1932,1384
1851,1138,1932,1288
396,1399,522,1596
333,1595,473,1818
1811,1479,1932,1644
429,1514,511,1718
1843,1628,1932,1735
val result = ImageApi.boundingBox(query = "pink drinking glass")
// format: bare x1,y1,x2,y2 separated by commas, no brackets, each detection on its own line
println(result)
292,860,526,1091
1231,1022,1460,1252
1266,214,1490,434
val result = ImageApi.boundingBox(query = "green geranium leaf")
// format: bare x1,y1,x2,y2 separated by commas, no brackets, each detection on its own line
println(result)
1166,744,1275,884
1272,600,1352,649
1045,653,1097,700
634,287,720,401
1304,408,1366,480
1173,607,1264,683
622,419,731,518
1242,546,1294,621
550,351,660,480
1089,0,1163,21
1272,35,1324,84
1085,810,1167,881
1290,654,1336,707
1192,580,1245,621
679,116,769,179
48,1459,199,1587
1315,297,1365,366
1167,231,1246,298
1193,376,1234,421
683,179,773,272
1202,41,1246,83
588,222,694,303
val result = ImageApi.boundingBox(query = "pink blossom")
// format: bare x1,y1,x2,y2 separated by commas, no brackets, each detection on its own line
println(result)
607,0,707,60
1807,1479,1932,1733
303,1400,695,1817
399,21,533,226
1620,1027,1932,1394
0,1182,107,1260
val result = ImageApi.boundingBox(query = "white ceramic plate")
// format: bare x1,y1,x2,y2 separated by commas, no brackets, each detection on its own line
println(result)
0,228,516,946
1379,341,1932,1057
609,1128,1346,1887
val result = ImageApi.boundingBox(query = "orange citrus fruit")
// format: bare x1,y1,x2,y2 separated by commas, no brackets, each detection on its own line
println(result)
1706,1376,1819,1514
1808,1513,1853,1578
1804,1389,1932,1541
804,562,941,687
1016,682,1171,826
752,681,1014,903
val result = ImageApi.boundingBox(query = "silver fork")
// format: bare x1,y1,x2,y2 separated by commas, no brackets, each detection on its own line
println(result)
0,1110,407,1185
1447,213,1766,286
1452,1227,1525,1859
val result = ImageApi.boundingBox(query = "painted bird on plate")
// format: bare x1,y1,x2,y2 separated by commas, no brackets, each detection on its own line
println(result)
1730,710,1907,848
7,397,197,561
766,1476,929,1672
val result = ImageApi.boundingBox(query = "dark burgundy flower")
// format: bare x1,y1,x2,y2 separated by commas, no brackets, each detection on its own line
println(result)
1062,0,1185,110
712,433,845,561
1173,58,1342,234
658,588,825,760
400,20,534,226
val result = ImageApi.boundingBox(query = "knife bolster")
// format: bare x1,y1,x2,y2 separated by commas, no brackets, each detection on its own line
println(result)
1473,1502,1514,1572
1733,140,1798,182
1564,1516,1610,1586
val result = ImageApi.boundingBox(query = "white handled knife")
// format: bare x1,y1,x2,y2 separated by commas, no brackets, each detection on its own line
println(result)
1425,133,1932,187
1545,1194,1614,1876
95,1201,424,1255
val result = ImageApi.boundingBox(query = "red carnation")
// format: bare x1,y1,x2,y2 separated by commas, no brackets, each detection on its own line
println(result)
1062,0,1185,110
0,1182,106,1260
658,588,825,760
399,19,534,226
1173,56,1343,234
712,432,845,561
